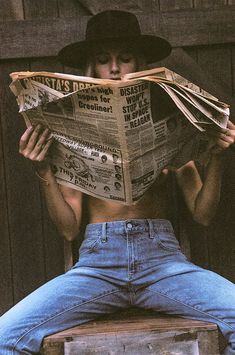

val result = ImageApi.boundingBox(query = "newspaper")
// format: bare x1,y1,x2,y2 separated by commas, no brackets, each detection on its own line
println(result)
10,67,230,205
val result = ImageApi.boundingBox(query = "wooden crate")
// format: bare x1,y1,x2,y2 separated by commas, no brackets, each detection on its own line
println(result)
42,309,219,355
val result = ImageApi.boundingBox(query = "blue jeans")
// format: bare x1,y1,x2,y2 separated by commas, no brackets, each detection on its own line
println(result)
0,219,235,354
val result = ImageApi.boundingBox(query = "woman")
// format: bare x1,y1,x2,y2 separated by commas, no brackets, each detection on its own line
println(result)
1,10,235,355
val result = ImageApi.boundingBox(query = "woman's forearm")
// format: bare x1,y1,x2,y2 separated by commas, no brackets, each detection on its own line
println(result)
36,167,82,241
19,125,83,241
193,154,224,225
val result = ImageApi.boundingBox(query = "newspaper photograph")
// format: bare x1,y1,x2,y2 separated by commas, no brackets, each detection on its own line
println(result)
10,67,230,205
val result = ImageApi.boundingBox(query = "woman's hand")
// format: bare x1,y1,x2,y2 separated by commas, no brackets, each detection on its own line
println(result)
19,124,53,173
209,120,235,154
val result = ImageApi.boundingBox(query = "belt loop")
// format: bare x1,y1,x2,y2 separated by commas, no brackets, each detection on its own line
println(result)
147,219,154,239
101,222,107,242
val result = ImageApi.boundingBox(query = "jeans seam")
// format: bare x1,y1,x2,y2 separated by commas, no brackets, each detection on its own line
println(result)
12,288,122,353
145,287,235,331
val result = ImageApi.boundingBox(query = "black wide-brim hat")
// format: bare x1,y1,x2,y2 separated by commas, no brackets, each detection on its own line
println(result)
58,10,172,68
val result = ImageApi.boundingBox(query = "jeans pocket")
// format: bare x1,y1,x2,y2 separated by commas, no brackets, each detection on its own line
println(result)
79,236,101,256
157,232,181,251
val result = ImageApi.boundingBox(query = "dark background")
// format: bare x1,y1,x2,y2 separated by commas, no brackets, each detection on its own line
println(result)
1,0,235,315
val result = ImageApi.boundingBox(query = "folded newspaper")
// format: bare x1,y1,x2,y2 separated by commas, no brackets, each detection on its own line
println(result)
10,67,229,205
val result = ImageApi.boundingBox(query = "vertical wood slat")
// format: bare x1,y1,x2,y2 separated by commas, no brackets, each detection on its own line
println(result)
0,68,14,314
23,0,59,19
58,0,91,17
196,44,234,276
231,47,235,97
23,0,65,281
0,0,56,311
160,48,233,107
205,152,235,282
189,0,235,276
30,57,65,280
1,60,47,305
160,46,235,269
197,46,233,100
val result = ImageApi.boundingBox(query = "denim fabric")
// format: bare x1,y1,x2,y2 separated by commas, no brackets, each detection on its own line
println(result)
0,219,235,354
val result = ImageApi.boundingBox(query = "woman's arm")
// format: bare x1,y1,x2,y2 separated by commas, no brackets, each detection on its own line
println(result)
175,120,235,226
19,124,83,241
176,157,223,226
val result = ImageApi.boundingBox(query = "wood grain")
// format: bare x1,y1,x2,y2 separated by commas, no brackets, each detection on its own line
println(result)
1,7,235,59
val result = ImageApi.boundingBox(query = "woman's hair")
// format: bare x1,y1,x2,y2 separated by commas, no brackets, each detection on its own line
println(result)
84,42,147,77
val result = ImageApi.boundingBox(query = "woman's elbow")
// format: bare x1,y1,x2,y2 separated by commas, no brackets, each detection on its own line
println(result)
57,225,80,241
192,211,214,227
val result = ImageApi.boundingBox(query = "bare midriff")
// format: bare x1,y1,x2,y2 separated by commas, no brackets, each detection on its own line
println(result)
87,172,171,223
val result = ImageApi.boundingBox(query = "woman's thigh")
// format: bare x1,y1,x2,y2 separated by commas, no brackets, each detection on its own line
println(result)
0,266,129,354
136,266,235,347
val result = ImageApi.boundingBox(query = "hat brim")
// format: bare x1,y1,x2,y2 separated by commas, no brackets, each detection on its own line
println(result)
58,35,171,68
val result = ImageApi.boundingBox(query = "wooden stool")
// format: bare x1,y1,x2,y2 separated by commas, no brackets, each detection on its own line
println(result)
41,308,219,355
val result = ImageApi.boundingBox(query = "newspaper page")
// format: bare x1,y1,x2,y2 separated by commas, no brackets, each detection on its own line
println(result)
10,68,229,205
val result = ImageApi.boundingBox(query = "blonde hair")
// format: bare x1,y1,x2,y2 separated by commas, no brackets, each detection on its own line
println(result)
84,49,147,77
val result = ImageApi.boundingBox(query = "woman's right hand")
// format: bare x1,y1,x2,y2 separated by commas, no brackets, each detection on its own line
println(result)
19,124,53,174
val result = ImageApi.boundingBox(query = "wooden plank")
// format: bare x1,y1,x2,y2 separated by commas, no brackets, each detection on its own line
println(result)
24,0,64,281
159,0,193,11
43,311,219,355
232,46,235,97
0,0,24,21
23,0,58,19
45,318,217,339
63,336,204,355
0,72,14,314
30,57,65,280
58,0,91,17
78,0,153,14
194,0,227,7
2,7,235,59
0,60,47,303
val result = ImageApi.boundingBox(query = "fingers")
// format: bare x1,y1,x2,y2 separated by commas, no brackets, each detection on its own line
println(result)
19,124,53,162
227,120,235,130
206,120,235,154
36,138,53,161
19,126,33,152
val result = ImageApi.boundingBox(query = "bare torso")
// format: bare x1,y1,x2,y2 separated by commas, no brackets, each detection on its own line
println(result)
87,171,172,223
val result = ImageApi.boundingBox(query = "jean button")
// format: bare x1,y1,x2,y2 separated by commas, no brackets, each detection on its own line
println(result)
126,222,132,229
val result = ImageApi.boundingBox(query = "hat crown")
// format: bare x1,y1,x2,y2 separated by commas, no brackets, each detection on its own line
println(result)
86,10,141,41
58,10,171,68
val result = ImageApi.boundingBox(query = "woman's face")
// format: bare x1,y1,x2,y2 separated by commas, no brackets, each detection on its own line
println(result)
93,44,138,79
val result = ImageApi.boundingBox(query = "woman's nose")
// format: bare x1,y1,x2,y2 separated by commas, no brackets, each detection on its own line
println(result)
110,59,120,74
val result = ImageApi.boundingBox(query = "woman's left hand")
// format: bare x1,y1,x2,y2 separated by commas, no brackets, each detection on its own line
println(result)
210,120,235,154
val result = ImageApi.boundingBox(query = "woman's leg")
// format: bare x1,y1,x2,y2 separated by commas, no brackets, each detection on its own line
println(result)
130,220,235,355
0,218,137,355
137,267,235,354
0,266,129,354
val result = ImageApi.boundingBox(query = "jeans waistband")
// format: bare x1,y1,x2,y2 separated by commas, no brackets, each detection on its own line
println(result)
85,219,174,241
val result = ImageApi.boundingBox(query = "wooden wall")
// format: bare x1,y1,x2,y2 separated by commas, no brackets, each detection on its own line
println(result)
1,0,235,315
